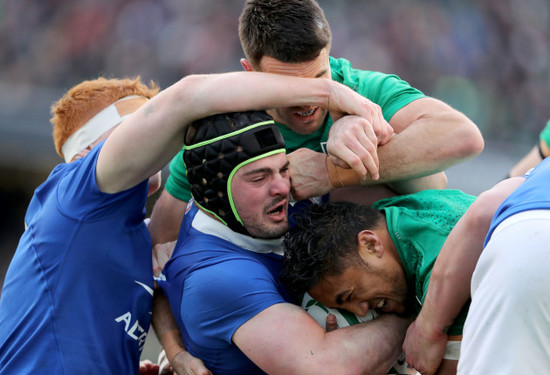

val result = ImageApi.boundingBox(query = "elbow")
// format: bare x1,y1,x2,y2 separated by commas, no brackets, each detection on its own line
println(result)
466,126,485,157
457,118,485,159
437,110,485,163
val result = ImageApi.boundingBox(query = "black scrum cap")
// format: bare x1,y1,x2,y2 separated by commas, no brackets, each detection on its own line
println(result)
183,111,286,235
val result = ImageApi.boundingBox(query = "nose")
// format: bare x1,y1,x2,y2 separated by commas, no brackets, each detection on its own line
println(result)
271,172,291,196
350,301,370,317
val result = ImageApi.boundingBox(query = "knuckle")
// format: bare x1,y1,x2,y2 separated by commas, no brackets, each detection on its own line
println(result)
349,156,361,168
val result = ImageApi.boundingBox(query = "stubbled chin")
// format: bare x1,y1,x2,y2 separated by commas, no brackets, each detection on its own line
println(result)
286,118,321,135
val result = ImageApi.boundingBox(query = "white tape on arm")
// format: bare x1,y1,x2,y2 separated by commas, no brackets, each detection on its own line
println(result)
443,339,461,360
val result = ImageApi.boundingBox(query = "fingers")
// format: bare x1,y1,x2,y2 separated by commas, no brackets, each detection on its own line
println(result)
337,134,379,179
153,254,161,278
288,148,334,198
327,116,380,180
325,314,338,332
152,241,177,275
139,360,160,375
375,109,394,145
326,82,400,181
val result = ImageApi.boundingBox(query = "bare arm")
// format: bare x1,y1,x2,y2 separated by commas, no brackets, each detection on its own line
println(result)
233,302,409,375
508,140,549,177
288,148,447,201
290,97,470,200
152,289,212,375
402,177,525,374
360,97,483,185
96,72,384,194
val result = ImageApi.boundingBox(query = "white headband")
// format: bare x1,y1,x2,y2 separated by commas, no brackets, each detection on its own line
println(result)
61,95,147,163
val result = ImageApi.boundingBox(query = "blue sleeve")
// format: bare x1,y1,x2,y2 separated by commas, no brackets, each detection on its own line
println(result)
180,258,285,347
56,141,147,220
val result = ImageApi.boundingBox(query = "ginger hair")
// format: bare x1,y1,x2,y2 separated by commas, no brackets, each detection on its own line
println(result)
51,76,160,158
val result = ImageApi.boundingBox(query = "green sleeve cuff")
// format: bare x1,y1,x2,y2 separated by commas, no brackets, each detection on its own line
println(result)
539,119,550,148
164,148,192,202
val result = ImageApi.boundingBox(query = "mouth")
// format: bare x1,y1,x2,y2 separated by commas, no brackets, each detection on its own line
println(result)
266,201,287,220
295,107,317,117
375,299,390,312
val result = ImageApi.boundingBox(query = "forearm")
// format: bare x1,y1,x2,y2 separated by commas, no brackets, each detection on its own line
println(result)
324,314,409,375
375,127,479,183
327,118,478,187
417,209,483,335
326,157,446,189
99,72,358,193
152,289,186,364
235,303,409,375
508,143,545,178
325,156,446,197
372,98,484,183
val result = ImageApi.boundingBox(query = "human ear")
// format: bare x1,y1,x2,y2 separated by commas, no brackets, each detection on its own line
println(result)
357,230,383,258
240,58,255,72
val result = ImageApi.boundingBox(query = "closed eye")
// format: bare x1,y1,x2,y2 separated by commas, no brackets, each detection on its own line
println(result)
251,176,266,183
336,290,352,305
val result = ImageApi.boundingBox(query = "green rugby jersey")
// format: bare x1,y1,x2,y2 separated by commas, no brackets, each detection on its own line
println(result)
165,57,426,202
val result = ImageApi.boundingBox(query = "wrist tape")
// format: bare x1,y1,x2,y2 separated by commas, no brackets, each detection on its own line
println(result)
325,156,363,188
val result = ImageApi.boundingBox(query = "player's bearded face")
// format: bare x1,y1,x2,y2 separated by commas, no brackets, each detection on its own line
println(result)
231,153,291,239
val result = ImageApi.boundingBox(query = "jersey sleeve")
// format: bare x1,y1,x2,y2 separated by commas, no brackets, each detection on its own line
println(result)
164,148,192,202
329,57,426,121
55,141,147,219
179,258,286,348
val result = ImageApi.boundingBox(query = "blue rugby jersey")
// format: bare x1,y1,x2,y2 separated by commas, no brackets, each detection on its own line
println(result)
486,156,550,244
0,142,154,374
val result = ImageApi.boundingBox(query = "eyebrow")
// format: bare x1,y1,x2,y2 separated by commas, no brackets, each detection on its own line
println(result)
242,160,290,177
242,167,272,176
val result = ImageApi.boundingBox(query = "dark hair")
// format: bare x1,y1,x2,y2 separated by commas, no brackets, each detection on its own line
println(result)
238,0,332,68
281,201,384,297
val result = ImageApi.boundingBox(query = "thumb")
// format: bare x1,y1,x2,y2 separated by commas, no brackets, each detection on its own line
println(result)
325,314,338,332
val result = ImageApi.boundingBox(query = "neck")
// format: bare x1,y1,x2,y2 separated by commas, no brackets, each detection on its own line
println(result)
376,214,404,269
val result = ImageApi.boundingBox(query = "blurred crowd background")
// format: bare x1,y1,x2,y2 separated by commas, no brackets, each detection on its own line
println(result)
1,0,550,358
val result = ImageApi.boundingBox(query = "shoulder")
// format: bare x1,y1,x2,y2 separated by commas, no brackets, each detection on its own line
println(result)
186,253,277,288
329,56,406,85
